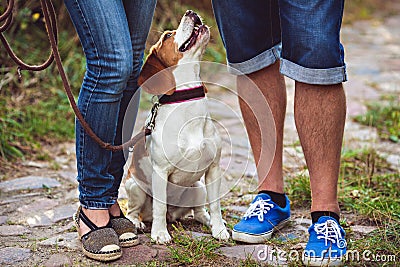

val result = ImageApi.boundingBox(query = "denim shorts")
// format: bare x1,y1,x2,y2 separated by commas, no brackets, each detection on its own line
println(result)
212,0,347,85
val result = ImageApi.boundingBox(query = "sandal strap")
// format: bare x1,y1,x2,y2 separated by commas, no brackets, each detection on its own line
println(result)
79,207,113,232
109,207,127,219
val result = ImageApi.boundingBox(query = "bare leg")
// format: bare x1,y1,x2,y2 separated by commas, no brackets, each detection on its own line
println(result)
237,62,286,193
294,82,346,214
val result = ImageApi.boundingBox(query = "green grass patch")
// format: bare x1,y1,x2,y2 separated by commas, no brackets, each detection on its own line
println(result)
343,0,398,24
346,222,400,266
168,223,222,265
354,97,400,143
286,148,399,224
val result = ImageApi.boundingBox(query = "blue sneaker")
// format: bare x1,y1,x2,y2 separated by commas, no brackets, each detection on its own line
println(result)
303,216,347,266
232,193,291,243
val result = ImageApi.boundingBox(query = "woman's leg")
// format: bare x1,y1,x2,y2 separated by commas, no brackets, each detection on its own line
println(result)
108,0,157,212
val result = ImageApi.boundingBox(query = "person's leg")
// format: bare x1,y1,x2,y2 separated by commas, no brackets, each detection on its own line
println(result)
237,62,286,194
108,0,156,217
65,0,135,234
279,0,347,264
212,0,284,192
279,0,347,216
213,0,290,243
294,83,345,214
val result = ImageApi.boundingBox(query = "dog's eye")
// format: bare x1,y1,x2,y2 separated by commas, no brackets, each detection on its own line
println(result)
164,33,173,40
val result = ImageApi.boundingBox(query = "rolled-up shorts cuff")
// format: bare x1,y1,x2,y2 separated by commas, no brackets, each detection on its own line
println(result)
227,44,280,75
280,58,347,85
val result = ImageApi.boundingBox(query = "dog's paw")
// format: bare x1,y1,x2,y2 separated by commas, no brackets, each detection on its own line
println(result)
126,216,146,230
212,226,230,241
134,220,146,230
151,229,172,244
193,209,211,226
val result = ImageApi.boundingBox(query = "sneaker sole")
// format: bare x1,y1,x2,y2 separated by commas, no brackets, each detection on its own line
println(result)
302,256,344,267
232,217,290,243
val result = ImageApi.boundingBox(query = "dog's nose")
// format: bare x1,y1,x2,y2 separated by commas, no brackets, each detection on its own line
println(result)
185,10,195,16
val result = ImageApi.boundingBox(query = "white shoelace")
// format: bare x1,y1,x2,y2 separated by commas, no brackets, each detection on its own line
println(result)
243,197,274,222
314,219,347,249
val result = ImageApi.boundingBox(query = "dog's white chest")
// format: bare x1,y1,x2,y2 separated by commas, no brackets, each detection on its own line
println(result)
150,100,221,186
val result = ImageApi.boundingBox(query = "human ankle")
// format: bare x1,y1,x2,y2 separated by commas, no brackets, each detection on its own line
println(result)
311,211,340,224
109,203,121,217
258,190,286,208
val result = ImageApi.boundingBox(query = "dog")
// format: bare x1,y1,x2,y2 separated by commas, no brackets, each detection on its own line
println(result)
124,10,230,244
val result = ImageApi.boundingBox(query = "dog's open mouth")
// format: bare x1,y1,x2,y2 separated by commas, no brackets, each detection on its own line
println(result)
179,14,204,52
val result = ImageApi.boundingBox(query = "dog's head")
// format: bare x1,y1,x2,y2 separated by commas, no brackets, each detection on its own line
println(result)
139,10,210,95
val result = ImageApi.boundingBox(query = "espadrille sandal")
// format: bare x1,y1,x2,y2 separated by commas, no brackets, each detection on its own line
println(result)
73,206,122,261
110,208,139,247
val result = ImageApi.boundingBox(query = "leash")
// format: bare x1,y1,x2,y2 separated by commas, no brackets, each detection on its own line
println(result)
0,0,150,152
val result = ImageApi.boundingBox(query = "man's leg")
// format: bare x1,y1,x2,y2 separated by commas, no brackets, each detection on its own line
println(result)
237,62,286,193
294,82,346,214
212,0,291,243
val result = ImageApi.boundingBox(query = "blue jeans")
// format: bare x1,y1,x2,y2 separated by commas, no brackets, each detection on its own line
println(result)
212,0,347,84
64,0,156,209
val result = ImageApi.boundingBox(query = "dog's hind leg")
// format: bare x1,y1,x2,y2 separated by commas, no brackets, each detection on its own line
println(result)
191,181,211,226
125,178,147,230
205,163,230,240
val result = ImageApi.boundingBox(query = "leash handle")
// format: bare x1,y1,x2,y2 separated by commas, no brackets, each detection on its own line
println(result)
0,0,148,151
0,0,56,71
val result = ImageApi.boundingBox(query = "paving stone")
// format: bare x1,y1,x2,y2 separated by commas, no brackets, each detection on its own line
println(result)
22,161,49,168
0,176,61,192
26,215,53,227
294,218,312,226
117,244,170,264
39,232,80,250
56,171,77,185
218,244,289,266
27,203,78,227
344,79,380,101
0,247,31,265
18,198,58,215
0,225,31,236
0,216,7,225
347,101,367,117
189,231,211,239
386,154,400,170
46,203,78,223
43,253,73,267
351,225,378,234
226,205,248,213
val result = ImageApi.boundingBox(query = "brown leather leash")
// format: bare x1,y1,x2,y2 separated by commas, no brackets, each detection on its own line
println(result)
0,0,150,152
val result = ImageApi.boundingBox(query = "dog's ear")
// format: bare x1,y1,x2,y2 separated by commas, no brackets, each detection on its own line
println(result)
138,53,176,95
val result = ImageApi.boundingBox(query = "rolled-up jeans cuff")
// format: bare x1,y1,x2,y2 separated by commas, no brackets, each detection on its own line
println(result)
80,198,117,209
227,44,281,75
280,58,347,85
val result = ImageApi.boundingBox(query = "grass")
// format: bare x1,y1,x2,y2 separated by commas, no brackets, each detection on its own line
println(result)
354,96,400,143
346,222,400,266
287,148,399,222
169,223,222,265
343,0,398,24
284,147,399,266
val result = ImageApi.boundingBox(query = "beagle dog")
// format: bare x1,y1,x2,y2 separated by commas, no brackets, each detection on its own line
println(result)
125,11,230,244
